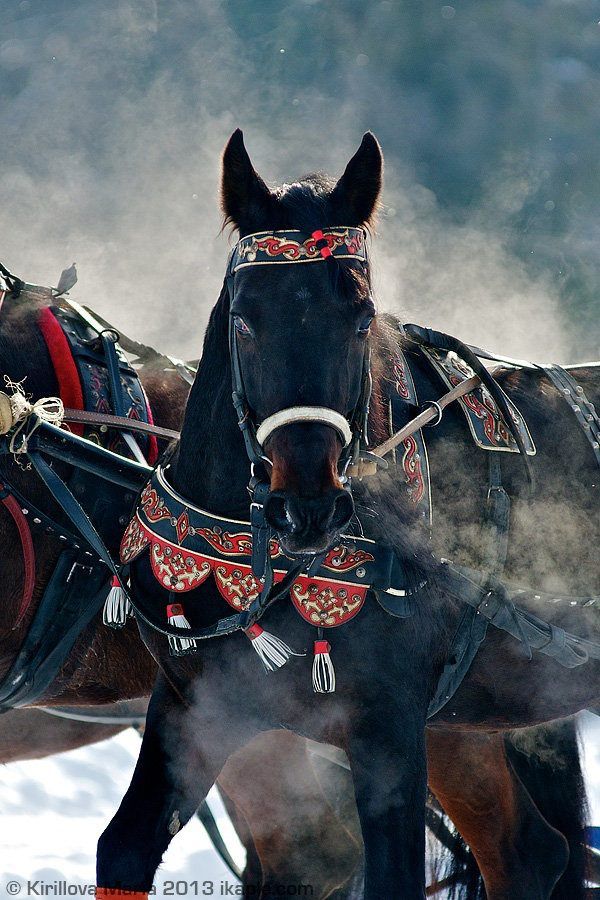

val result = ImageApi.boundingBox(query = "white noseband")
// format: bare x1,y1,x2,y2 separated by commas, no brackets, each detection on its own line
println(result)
255,406,353,448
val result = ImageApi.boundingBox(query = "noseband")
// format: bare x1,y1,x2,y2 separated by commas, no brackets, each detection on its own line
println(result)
226,227,373,474
255,407,353,449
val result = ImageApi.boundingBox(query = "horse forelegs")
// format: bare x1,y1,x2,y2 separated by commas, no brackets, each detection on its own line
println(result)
347,714,427,900
96,675,249,896
427,729,569,900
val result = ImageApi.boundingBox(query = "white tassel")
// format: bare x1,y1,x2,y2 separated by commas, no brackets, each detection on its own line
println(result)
102,575,132,628
312,640,336,693
166,602,198,656
245,624,304,672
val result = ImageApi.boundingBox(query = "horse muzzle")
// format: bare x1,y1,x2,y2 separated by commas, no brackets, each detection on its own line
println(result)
263,488,355,555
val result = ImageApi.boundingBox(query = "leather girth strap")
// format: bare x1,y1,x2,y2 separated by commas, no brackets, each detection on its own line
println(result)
0,482,35,626
427,453,510,719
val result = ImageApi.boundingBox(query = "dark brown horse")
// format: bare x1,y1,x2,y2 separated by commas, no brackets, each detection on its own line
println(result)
93,132,599,898
0,282,592,897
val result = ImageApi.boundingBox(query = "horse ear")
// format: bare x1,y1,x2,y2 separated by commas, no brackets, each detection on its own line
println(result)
221,129,272,230
330,132,383,225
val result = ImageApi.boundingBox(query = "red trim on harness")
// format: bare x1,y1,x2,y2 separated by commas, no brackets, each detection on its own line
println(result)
314,640,331,655
38,307,85,436
96,891,148,899
245,623,264,640
0,486,36,627
166,602,184,619
312,229,333,259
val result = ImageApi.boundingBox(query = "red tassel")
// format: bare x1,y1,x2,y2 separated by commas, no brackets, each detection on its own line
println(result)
312,639,335,693
166,602,197,656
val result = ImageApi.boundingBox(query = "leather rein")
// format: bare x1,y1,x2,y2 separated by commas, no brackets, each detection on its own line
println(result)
59,375,482,464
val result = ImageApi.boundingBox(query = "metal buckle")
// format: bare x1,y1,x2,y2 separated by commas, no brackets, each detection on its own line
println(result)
421,400,443,427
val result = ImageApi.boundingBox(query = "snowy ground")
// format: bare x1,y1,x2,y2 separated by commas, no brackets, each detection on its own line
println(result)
0,715,598,899
0,727,245,898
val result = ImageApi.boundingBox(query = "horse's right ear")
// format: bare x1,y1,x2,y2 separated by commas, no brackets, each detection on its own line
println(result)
221,130,272,231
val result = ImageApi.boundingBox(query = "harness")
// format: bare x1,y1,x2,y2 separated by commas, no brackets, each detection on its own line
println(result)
0,253,598,716
122,228,599,703
0,290,170,709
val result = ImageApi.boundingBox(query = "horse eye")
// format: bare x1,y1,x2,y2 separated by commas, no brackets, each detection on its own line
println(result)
234,315,252,336
357,314,375,335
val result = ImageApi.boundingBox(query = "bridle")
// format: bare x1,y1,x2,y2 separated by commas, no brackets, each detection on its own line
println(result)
226,226,376,481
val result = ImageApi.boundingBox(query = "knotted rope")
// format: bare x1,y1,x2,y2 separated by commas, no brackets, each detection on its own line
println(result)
0,378,64,459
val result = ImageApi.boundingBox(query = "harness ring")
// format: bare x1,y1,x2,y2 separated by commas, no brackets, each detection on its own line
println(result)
421,400,443,428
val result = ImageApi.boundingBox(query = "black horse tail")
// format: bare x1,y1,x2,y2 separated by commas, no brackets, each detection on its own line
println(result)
506,718,588,900
445,718,588,900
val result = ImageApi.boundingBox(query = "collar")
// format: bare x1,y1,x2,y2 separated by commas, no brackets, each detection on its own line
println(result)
120,465,414,628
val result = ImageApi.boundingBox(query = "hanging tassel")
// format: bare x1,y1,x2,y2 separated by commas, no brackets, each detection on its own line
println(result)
102,575,132,628
312,639,336,693
245,623,304,672
166,602,198,656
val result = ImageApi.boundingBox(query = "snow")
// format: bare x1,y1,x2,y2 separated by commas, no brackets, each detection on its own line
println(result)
0,718,598,897
0,728,244,897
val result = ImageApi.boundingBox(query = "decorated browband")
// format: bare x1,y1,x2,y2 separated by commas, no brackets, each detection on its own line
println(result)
229,227,368,273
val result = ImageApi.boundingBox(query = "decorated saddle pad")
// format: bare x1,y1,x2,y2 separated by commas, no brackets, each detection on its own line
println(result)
420,346,535,455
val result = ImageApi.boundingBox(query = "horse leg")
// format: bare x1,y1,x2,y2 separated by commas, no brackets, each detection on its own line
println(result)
426,729,569,900
218,730,361,898
347,712,428,900
96,674,254,895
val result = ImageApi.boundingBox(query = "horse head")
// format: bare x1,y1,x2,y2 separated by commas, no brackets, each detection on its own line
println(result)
221,129,383,555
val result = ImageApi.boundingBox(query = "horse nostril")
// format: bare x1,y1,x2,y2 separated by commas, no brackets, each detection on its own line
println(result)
330,490,354,532
263,491,295,534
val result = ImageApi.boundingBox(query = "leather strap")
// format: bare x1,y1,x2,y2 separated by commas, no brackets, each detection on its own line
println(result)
369,375,480,458
540,364,600,467
0,551,108,710
427,454,509,718
62,408,179,442
98,330,147,466
482,453,510,579
0,483,36,627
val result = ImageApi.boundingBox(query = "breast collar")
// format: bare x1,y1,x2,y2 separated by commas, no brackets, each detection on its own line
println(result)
120,465,418,629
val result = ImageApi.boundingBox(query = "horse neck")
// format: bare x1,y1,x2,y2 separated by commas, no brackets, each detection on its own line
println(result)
170,284,250,516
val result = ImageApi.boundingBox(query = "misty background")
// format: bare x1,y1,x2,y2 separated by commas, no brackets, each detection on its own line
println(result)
1,0,599,362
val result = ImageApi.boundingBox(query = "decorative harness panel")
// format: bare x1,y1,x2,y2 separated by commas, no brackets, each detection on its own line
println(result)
121,465,417,629
421,346,536,454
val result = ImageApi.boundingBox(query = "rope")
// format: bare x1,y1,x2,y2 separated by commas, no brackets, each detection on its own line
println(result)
2,378,64,458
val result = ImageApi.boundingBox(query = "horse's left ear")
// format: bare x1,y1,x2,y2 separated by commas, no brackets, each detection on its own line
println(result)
330,132,383,225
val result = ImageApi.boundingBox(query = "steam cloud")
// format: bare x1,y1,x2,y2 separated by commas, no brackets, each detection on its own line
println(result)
0,0,579,363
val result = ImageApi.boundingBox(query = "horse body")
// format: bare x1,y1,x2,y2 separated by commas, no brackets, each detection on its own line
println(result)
0,138,598,897
0,286,181,706
94,133,599,899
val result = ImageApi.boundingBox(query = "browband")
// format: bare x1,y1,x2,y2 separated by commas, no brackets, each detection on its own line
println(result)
229,227,367,273
256,406,353,448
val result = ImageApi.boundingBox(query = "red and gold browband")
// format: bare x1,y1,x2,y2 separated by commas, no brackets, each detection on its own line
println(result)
229,227,368,273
